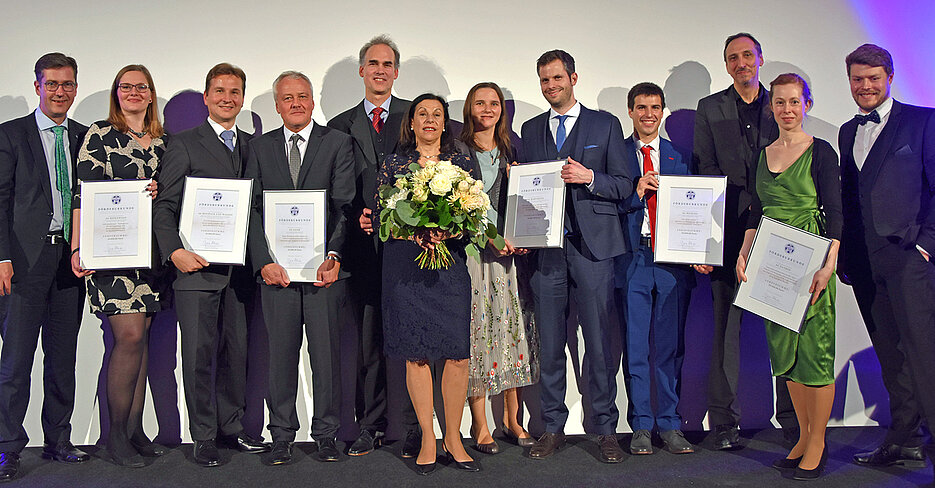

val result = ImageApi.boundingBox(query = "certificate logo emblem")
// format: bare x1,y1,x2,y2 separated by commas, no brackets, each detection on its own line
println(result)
686,190,695,200
111,195,121,205
213,192,222,201
532,177,541,186
291,206,299,216
785,243,795,254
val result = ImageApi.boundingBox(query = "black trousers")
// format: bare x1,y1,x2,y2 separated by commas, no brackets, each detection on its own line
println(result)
263,280,343,442
175,282,251,441
0,241,84,452
344,243,417,435
707,246,796,430
851,244,935,453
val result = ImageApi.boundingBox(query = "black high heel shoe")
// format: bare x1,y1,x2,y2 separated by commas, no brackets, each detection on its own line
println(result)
792,447,828,481
415,460,436,476
772,455,802,471
442,444,480,472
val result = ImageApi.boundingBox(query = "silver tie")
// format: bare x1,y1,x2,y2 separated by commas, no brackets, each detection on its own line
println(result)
289,133,303,187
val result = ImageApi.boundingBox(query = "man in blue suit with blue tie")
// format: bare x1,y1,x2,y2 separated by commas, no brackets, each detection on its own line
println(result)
522,50,633,464
614,82,695,456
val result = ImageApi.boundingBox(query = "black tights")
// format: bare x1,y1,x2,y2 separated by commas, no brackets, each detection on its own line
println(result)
106,313,151,456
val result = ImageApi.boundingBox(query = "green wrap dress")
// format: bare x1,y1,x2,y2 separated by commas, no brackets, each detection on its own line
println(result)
752,142,837,386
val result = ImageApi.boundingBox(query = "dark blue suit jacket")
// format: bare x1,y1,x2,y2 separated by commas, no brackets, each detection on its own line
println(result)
615,136,695,287
838,100,935,277
520,105,633,260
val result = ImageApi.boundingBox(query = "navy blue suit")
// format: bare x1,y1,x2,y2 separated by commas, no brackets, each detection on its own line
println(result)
839,99,935,454
520,104,632,435
614,136,695,432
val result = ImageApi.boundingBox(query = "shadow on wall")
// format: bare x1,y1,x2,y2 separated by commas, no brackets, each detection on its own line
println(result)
830,347,890,425
597,87,631,130
320,57,362,121
162,89,262,136
663,61,711,166
0,96,29,122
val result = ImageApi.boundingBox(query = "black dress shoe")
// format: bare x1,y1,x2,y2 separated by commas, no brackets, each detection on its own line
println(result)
529,432,565,459
130,434,168,457
318,437,340,462
267,441,293,466
442,445,480,472
219,432,269,453
42,441,90,463
401,430,421,459
772,455,802,471
415,461,436,476
714,425,742,450
0,452,19,482
193,440,220,467
853,444,926,468
629,429,653,455
598,434,625,463
660,429,694,454
348,430,383,456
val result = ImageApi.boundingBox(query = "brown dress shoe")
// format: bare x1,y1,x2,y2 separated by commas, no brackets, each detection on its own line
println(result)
598,435,625,463
528,432,565,459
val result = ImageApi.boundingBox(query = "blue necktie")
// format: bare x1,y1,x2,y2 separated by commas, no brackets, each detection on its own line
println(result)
220,130,235,152
555,114,569,152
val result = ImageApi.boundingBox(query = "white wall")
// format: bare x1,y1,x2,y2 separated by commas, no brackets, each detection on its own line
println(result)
0,0,927,446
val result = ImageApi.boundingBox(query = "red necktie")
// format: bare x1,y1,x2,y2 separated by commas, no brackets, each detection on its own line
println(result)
641,145,657,251
371,107,384,133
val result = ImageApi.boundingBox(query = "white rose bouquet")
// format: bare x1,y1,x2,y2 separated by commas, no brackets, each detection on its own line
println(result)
378,159,503,269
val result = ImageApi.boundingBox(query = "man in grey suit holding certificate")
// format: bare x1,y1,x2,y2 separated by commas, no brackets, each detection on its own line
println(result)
153,63,268,467
244,71,356,466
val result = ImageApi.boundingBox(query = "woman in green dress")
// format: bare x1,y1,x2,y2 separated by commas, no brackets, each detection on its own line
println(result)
735,73,842,480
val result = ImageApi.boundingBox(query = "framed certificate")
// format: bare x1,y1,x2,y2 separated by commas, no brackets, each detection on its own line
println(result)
78,179,152,270
178,176,252,265
263,190,327,283
733,216,832,332
654,175,727,266
503,160,567,248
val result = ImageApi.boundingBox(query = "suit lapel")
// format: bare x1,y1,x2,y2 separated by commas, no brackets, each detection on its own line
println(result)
385,96,407,155
659,140,679,174
234,128,251,176
296,124,323,187
197,122,236,175
349,101,378,168
25,118,54,208
839,120,858,170
269,128,294,188
860,100,902,189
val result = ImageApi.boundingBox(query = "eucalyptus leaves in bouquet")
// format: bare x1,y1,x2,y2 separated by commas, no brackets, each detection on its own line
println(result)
378,159,503,269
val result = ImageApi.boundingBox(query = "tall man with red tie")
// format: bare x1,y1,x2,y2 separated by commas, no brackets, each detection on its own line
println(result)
615,82,696,456
327,36,418,457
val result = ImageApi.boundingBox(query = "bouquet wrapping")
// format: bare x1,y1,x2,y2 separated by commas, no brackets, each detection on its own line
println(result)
378,159,503,269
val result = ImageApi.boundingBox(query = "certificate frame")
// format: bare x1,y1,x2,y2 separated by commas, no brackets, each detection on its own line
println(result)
263,190,327,283
78,179,152,270
178,176,252,265
503,160,567,248
733,216,832,332
654,174,727,266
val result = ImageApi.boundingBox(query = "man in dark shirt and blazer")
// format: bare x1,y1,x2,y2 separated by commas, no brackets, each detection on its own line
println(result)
245,71,355,465
693,33,795,449
0,52,89,482
152,63,268,467
327,35,417,457
838,44,935,477
521,49,633,464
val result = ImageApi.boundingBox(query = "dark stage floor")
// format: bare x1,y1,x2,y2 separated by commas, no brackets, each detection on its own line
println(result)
2,427,930,487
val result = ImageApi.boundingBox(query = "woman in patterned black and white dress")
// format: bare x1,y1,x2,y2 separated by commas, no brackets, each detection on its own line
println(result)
70,65,166,467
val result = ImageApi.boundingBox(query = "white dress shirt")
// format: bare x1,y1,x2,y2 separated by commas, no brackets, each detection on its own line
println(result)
34,109,72,233
363,97,391,124
853,96,893,171
207,117,238,147
635,135,660,237
282,121,315,161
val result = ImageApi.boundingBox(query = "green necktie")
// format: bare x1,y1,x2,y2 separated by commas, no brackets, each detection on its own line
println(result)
50,126,71,239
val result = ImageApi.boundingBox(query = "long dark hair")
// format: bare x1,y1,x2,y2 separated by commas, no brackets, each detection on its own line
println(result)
398,93,454,156
459,82,513,160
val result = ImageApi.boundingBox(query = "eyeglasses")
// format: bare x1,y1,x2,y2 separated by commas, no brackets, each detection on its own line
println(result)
43,81,77,92
117,83,151,93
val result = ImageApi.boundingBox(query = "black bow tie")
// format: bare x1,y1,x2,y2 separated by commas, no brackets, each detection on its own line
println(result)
854,110,881,126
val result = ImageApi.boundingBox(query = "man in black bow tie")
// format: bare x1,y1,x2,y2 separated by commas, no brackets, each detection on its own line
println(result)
837,43,935,479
